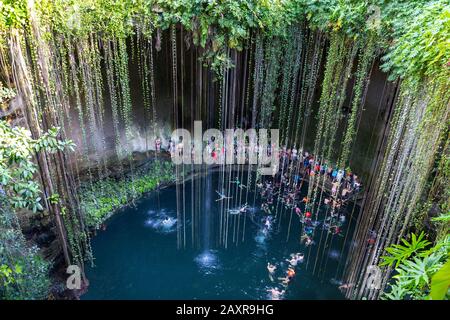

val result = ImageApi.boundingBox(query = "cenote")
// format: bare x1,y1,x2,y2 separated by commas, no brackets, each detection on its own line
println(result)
1,0,448,302
83,171,354,299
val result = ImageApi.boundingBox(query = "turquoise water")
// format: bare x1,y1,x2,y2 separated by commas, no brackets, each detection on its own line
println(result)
83,172,353,299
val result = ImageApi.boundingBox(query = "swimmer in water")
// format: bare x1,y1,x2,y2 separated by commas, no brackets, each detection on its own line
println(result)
278,275,291,287
267,288,285,300
161,217,174,227
287,268,296,279
228,203,248,215
301,234,314,246
262,203,272,215
287,253,304,266
267,262,276,281
231,178,247,189
239,203,249,213
267,262,276,273
264,217,272,229
287,255,299,267
215,190,232,201
338,283,353,290
228,208,240,215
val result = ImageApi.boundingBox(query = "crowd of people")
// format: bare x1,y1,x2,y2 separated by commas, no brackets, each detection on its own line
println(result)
163,136,361,196
159,136,365,298
256,146,363,244
256,147,364,299
266,252,304,300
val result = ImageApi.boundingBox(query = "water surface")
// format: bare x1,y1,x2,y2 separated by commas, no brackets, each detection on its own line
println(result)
83,172,353,299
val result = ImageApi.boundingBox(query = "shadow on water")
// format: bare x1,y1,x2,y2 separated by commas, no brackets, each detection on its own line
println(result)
83,171,354,300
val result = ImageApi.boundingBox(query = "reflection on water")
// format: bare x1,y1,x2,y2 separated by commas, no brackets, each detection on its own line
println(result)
83,172,354,300
195,250,221,275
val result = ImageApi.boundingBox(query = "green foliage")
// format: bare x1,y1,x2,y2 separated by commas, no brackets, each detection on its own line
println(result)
0,119,74,299
0,82,15,105
0,263,21,286
48,193,60,205
80,160,175,228
395,253,442,288
425,151,450,238
381,234,450,300
433,213,450,222
302,0,372,35
0,0,27,31
430,259,450,300
0,0,448,301
381,1,450,81
0,196,50,300
0,254,50,300
382,283,408,300
380,232,431,268
2,0,448,78
0,120,75,213
339,33,376,168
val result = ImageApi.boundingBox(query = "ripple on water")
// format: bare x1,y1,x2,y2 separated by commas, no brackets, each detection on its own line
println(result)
145,209,177,233
195,250,221,275
328,249,341,260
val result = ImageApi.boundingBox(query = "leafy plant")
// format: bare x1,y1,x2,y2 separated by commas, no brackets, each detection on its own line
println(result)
432,212,450,223
47,193,60,205
80,160,175,228
3,0,447,77
382,282,408,300
380,232,431,268
0,196,51,300
430,259,450,300
0,120,75,212
0,120,73,299
381,234,450,300
381,1,450,81
395,253,442,288
0,83,15,106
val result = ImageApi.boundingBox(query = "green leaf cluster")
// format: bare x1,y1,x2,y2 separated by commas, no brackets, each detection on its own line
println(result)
381,233,450,300
80,160,175,228
0,196,50,300
2,1,448,79
0,120,75,213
